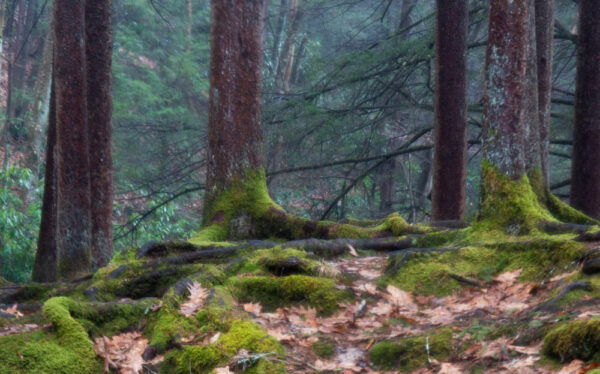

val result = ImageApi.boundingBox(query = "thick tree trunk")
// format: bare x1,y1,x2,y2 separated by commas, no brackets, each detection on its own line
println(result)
32,79,57,283
431,0,468,221
86,0,113,270
203,0,267,230
54,0,92,279
571,0,600,219
535,0,554,184
481,0,528,180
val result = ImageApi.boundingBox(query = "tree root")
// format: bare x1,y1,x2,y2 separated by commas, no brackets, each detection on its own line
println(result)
538,220,592,234
533,281,591,311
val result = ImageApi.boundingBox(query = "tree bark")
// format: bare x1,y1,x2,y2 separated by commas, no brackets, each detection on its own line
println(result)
432,0,468,221
535,0,554,184
203,0,267,228
54,0,92,280
32,79,57,283
481,0,528,180
571,0,600,218
86,0,114,270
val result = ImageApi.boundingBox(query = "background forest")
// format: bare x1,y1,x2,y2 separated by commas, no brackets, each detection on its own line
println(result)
0,0,580,283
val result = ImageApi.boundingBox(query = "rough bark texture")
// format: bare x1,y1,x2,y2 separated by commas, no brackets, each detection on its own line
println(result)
571,0,600,218
523,0,541,173
431,0,468,221
535,0,554,184
32,80,57,283
54,0,92,280
482,0,528,179
204,0,267,222
86,0,114,270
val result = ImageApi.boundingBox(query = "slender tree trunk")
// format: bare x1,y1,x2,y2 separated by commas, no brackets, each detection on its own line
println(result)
431,0,468,221
54,0,92,280
535,0,554,184
203,0,267,230
524,0,541,173
275,0,300,93
482,0,528,180
86,0,113,269
571,0,600,218
32,79,57,282
377,157,395,216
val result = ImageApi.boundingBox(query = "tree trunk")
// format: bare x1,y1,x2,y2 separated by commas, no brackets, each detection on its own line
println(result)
54,0,92,280
535,0,554,184
32,79,57,283
481,0,528,180
431,0,468,221
203,0,267,237
275,0,301,93
86,0,113,270
571,0,600,219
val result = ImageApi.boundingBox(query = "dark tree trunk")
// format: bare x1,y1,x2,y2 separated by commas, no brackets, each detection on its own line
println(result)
32,79,57,283
535,0,554,184
54,0,92,280
203,0,267,224
431,0,468,221
86,0,113,269
571,0,600,218
377,158,396,216
481,0,528,180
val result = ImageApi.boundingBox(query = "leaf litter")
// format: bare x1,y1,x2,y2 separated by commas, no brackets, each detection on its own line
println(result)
88,254,600,373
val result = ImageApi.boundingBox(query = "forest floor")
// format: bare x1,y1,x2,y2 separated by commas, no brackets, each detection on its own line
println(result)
1,233,600,373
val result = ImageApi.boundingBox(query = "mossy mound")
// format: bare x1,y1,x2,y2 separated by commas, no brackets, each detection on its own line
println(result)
0,297,103,373
230,274,347,314
370,328,453,371
478,163,555,235
543,318,600,362
163,320,284,374
383,238,585,296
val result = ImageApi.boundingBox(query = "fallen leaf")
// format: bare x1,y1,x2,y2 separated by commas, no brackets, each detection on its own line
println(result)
347,244,359,257
243,302,263,315
180,281,209,317
387,285,418,312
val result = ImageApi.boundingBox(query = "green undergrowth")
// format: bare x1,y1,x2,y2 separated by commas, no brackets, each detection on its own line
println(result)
543,318,600,362
370,327,454,371
0,297,102,373
542,272,600,308
230,274,349,314
163,320,284,374
382,236,585,296
312,338,336,358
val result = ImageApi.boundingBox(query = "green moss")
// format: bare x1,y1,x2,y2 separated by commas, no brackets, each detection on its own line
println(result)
543,318,600,361
0,297,106,373
546,192,599,225
147,307,198,352
312,339,336,358
478,163,555,235
0,330,101,374
370,328,453,371
330,213,410,239
163,321,284,374
383,239,585,296
230,275,346,314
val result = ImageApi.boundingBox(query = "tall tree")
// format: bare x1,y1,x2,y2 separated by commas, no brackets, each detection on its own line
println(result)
32,79,57,282
86,0,113,269
202,0,268,239
571,0,600,219
54,0,92,279
431,0,468,221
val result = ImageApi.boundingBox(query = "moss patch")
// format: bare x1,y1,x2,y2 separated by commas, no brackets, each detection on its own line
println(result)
312,339,336,358
383,239,585,296
163,320,284,374
370,328,453,371
543,318,600,362
230,274,347,314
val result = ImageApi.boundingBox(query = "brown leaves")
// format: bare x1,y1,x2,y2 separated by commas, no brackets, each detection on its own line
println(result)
0,304,23,318
179,281,209,317
93,332,162,374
